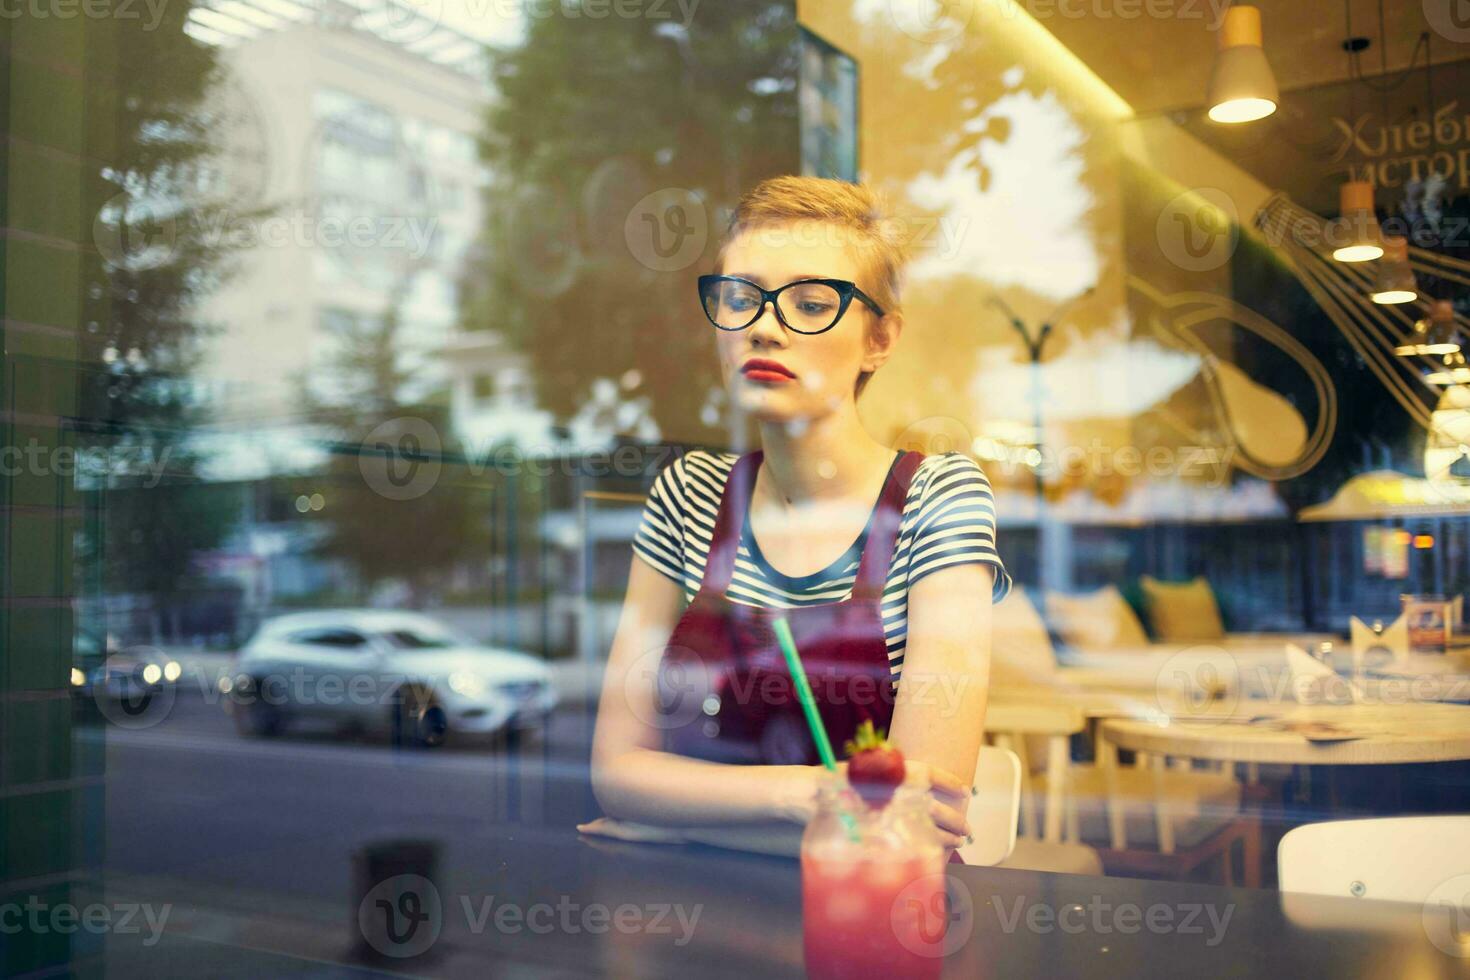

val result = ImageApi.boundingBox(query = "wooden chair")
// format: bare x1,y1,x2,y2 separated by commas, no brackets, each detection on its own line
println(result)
985,702,1085,843
1093,734,1263,886
982,702,1105,874
987,701,1262,885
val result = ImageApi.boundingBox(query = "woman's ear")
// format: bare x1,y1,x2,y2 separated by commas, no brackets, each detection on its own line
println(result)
861,312,904,374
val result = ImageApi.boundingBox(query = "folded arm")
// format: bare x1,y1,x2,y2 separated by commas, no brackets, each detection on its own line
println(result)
589,556,821,827
589,555,972,849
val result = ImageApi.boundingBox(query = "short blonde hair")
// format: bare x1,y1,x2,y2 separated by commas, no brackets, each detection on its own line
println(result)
713,176,910,395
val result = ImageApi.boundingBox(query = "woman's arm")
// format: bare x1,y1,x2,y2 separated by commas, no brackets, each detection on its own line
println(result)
589,555,824,827
590,554,973,845
888,562,995,842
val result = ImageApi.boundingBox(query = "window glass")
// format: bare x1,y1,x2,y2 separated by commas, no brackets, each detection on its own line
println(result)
12,2,1470,974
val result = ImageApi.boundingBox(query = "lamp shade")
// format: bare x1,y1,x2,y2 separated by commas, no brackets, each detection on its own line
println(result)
1207,6,1278,123
1371,236,1417,304
1396,299,1461,356
1425,352,1470,386
1331,180,1383,262
1425,384,1470,483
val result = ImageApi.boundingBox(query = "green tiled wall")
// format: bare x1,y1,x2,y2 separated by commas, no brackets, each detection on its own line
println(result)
2,11,104,978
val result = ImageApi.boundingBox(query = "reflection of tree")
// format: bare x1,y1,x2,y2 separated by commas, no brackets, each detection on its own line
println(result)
299,279,488,607
78,3,251,640
460,2,801,442
817,8,1121,455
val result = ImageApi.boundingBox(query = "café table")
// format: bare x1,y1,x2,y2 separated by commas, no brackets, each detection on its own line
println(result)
1051,642,1470,705
1101,702,1470,766
1355,655,1470,704
991,685,1176,722
95,829,1470,977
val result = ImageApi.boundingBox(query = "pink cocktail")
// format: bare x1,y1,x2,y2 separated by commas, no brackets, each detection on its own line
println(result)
801,773,948,978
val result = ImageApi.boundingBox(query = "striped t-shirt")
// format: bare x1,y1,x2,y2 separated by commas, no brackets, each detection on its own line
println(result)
632,449,1011,681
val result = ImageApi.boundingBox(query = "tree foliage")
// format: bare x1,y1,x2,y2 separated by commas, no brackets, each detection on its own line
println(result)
77,3,249,635
460,1,802,443
297,279,490,606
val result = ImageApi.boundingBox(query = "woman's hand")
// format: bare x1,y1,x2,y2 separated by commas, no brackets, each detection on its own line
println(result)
907,760,972,851
785,760,972,851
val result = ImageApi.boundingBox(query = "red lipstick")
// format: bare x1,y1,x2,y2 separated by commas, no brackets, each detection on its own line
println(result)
741,358,796,384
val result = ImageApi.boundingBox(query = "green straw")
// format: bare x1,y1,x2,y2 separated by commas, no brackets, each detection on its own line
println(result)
772,616,859,842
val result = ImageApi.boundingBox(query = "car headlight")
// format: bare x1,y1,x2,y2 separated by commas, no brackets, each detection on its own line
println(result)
163,661,182,683
70,668,86,688
447,671,488,698
141,663,162,685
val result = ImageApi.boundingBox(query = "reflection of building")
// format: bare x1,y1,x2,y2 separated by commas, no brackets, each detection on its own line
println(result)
439,331,556,451
170,4,502,629
189,3,488,424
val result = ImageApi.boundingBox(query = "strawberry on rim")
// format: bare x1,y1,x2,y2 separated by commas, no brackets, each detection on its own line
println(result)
842,719,906,808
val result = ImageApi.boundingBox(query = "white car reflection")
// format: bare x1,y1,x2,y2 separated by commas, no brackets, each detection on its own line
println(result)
227,610,556,747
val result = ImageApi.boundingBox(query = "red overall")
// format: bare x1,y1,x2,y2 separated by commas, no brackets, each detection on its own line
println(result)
656,449,966,863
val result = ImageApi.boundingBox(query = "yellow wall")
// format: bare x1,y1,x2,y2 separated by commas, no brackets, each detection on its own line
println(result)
797,1,1292,499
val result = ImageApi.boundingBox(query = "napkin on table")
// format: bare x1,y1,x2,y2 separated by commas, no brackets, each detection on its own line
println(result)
1349,614,1410,667
1286,643,1361,704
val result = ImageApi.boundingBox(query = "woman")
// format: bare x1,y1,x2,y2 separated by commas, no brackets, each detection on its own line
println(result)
589,176,1010,860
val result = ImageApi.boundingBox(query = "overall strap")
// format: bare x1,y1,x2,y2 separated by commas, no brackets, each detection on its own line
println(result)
703,449,924,601
702,451,763,595
852,450,925,602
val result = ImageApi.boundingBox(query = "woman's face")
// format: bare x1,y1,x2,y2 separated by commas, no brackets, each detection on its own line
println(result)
713,220,893,425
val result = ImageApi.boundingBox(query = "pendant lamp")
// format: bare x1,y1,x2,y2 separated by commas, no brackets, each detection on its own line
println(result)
1207,6,1279,123
1370,236,1417,304
1331,180,1383,262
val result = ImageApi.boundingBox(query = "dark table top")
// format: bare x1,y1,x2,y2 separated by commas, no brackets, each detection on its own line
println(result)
98,829,1470,978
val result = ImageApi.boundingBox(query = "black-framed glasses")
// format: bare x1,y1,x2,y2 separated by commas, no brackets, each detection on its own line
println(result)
697,275,885,335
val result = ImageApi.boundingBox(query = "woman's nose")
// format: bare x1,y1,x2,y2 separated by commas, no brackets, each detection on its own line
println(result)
747,301,788,347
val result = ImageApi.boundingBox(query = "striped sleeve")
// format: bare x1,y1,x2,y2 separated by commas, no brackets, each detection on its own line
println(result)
905,453,1011,601
631,452,688,585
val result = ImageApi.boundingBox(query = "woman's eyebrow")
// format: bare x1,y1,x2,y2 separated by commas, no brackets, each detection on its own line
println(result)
725,273,829,285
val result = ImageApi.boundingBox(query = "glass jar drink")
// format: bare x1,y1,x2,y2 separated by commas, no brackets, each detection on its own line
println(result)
801,769,949,979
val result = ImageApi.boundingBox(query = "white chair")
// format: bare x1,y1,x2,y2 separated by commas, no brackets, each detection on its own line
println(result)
1278,816,1470,903
959,745,1022,866
970,705,1099,875
986,702,1085,843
